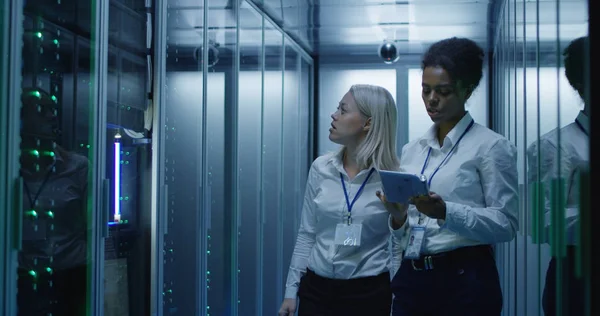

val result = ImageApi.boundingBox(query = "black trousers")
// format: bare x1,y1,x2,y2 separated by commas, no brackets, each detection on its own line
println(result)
542,247,585,316
392,245,502,316
18,265,88,316
298,269,392,316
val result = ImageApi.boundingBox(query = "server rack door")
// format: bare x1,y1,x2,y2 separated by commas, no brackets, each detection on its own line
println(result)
14,0,103,315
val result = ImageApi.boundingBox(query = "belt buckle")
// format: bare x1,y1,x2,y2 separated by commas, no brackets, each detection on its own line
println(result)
410,259,422,271
411,256,434,271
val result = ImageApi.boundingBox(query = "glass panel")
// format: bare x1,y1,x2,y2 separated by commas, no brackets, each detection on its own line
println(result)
521,1,544,315
104,1,152,315
205,1,237,315
514,0,529,314
533,1,563,315
507,1,518,312
281,43,300,294
237,3,263,314
261,21,284,315
0,3,10,312
551,0,589,314
17,0,95,314
163,1,204,314
299,58,312,184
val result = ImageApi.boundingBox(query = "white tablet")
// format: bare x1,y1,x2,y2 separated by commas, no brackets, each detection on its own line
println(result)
378,170,430,204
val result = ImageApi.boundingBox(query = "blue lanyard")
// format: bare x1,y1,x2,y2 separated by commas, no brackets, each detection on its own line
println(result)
575,118,588,136
340,168,375,216
420,120,475,187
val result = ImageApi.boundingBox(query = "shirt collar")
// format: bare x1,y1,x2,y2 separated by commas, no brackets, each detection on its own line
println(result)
575,111,589,135
328,148,345,173
419,112,474,149
328,147,375,176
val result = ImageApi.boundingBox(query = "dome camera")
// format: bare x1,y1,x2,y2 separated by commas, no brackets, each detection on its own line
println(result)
194,40,220,68
378,41,399,64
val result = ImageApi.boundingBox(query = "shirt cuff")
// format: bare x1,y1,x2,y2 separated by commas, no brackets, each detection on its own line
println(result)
284,286,299,299
438,201,467,231
388,214,408,239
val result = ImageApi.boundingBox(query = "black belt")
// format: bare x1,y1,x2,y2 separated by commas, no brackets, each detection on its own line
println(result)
403,245,493,271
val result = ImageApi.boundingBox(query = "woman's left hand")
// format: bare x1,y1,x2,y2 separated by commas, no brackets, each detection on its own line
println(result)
411,192,447,220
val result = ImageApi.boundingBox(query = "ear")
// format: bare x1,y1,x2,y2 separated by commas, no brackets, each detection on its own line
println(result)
459,82,475,101
363,117,372,132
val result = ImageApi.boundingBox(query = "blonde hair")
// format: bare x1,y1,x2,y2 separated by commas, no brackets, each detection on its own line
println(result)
343,84,400,171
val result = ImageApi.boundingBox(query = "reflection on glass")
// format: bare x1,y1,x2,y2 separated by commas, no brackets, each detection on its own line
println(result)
104,1,152,315
527,35,589,316
493,1,590,315
521,1,544,314
17,1,93,314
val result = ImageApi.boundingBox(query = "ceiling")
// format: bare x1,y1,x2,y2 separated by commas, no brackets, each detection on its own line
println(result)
251,0,492,56
166,0,589,58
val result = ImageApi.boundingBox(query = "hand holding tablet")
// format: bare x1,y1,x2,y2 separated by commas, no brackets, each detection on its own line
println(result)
378,170,430,204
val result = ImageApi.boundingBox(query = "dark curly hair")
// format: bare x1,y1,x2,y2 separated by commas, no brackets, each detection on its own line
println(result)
563,36,588,97
421,37,485,95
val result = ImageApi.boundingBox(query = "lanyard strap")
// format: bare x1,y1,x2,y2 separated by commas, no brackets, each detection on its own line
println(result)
340,168,375,218
575,118,588,136
23,164,55,209
421,120,475,187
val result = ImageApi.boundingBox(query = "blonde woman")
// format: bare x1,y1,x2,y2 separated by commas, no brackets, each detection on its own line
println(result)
278,84,400,316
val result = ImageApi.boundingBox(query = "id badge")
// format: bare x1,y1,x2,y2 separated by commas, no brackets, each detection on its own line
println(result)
334,223,362,246
404,226,426,259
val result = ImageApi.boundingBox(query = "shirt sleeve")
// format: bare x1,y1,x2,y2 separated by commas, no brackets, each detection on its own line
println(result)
438,138,519,243
283,161,320,299
527,138,580,244
388,214,409,277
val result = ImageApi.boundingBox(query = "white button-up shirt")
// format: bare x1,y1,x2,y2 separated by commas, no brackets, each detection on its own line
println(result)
389,112,519,257
284,151,400,299
526,111,589,245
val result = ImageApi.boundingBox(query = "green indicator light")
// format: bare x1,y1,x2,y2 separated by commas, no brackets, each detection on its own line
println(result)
27,90,41,98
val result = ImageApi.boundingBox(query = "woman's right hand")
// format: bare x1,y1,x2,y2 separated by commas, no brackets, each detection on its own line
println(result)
278,298,297,316
376,191,408,228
